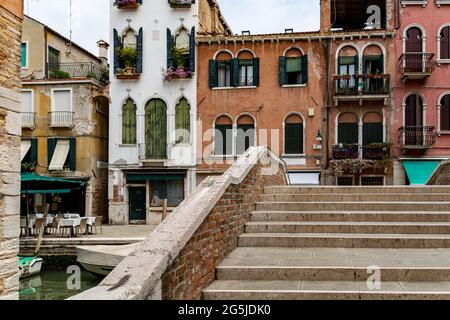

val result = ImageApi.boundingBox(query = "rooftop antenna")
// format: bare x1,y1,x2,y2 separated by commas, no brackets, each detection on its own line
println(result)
67,0,73,55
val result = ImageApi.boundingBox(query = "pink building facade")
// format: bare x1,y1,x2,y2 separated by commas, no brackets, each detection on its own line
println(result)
392,1,450,185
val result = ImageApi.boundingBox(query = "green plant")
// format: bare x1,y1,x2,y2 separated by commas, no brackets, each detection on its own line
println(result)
21,161,37,173
118,47,137,68
86,71,99,80
50,69,70,79
172,46,186,69
368,142,392,148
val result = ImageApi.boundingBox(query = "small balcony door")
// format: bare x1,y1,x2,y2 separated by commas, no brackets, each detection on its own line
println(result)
405,94,424,146
405,27,423,72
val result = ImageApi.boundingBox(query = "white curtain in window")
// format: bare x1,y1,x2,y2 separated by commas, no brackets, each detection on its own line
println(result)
21,91,32,112
175,28,190,52
53,90,71,112
49,140,70,171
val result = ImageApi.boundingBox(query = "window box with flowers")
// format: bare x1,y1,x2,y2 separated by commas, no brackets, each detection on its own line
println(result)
113,28,143,80
163,27,195,82
114,0,141,9
168,0,194,8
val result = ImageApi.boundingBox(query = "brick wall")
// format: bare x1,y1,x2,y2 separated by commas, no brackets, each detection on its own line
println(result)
0,4,22,300
161,162,286,300
428,162,450,185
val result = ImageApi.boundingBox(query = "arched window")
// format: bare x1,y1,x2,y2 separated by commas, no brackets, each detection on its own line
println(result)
441,94,450,131
279,47,307,86
237,50,256,87
236,115,255,155
363,112,383,145
404,94,424,146
440,26,450,60
405,27,423,53
175,97,191,144
337,46,358,91
363,45,383,74
216,51,233,88
338,113,358,145
284,114,304,155
123,28,137,49
145,99,167,159
122,98,136,145
214,115,233,156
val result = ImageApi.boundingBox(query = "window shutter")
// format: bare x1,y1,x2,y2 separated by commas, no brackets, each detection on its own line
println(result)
285,123,303,154
69,138,76,171
279,56,286,86
189,27,196,73
167,28,174,69
113,29,122,74
301,55,308,84
136,28,143,73
47,138,56,168
253,58,260,87
208,59,218,88
231,58,239,87
354,55,359,74
30,139,38,163
363,123,383,145
338,123,358,144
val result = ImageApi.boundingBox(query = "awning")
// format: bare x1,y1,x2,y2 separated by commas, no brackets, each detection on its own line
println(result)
402,160,441,185
21,189,71,194
127,174,185,182
21,173,84,194
49,140,70,171
21,140,31,161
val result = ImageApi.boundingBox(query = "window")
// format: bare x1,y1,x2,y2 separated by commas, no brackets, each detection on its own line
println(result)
144,99,167,159
122,98,137,145
175,98,191,144
279,48,308,86
151,179,184,207
167,27,195,75
236,115,255,155
441,94,450,131
113,27,143,75
338,113,358,144
284,114,304,155
363,112,383,145
52,89,71,112
21,91,33,113
47,138,76,171
239,59,254,86
21,43,27,68
440,26,450,60
214,115,233,156
48,47,60,71
218,60,232,87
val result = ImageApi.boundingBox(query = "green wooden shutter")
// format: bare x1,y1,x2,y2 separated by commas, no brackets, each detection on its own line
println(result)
21,43,27,67
122,99,137,145
363,123,383,145
69,138,76,171
253,58,260,87
189,27,196,73
380,54,384,73
338,123,358,144
208,59,218,88
175,98,191,144
30,139,38,163
47,138,56,168
145,99,167,159
113,29,122,74
279,56,286,86
215,125,232,155
231,58,239,87
136,28,143,73
301,55,308,84
167,28,174,69
285,123,303,154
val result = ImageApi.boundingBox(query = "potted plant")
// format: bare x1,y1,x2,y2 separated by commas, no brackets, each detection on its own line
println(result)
21,161,37,173
161,45,193,82
118,47,137,74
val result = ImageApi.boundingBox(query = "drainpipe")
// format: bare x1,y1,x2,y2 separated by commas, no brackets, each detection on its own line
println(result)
44,28,48,79
323,38,331,177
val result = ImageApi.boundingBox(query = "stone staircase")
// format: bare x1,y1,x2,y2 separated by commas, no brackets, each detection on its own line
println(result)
203,186,450,300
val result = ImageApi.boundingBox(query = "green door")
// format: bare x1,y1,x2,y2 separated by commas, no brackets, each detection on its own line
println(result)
129,187,146,223
145,99,167,159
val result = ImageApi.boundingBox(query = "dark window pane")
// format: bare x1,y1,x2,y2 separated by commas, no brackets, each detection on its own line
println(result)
285,123,303,154
338,123,358,144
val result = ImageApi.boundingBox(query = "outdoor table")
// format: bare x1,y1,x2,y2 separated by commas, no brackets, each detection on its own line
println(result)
63,214,81,219
58,218,81,237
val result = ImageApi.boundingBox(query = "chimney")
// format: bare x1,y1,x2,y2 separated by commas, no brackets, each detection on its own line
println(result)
97,40,109,65
320,0,331,33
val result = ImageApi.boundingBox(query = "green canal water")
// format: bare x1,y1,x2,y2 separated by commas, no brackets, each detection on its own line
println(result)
19,270,101,300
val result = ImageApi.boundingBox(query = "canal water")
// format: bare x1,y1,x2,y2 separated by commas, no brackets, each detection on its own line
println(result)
19,259,102,300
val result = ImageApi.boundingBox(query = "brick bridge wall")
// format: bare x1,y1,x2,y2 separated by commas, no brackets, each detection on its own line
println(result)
0,3,22,300
70,147,287,300
428,161,450,185
161,161,286,300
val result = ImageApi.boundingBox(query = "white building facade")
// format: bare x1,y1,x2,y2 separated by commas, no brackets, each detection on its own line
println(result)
109,0,199,225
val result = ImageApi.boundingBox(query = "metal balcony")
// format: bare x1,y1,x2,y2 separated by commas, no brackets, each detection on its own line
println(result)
22,112,36,128
48,112,74,128
398,126,437,153
333,74,390,106
398,53,436,82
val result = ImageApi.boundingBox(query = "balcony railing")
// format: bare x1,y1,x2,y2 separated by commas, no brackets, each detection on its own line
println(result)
332,144,390,160
138,143,168,161
398,126,437,150
48,112,74,128
334,74,390,96
22,112,36,128
398,53,435,80
47,62,109,84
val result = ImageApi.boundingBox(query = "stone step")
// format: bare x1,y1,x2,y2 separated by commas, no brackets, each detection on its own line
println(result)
203,280,450,300
260,193,450,202
245,221,450,234
251,211,450,223
264,186,450,195
238,233,450,248
216,247,450,281
255,202,450,212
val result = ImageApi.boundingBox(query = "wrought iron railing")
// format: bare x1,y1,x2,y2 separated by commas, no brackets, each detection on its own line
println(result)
138,143,168,160
48,112,74,127
398,126,437,148
332,144,359,160
362,145,390,160
398,53,435,74
334,74,390,96
47,62,109,84
22,112,36,128
332,144,391,160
